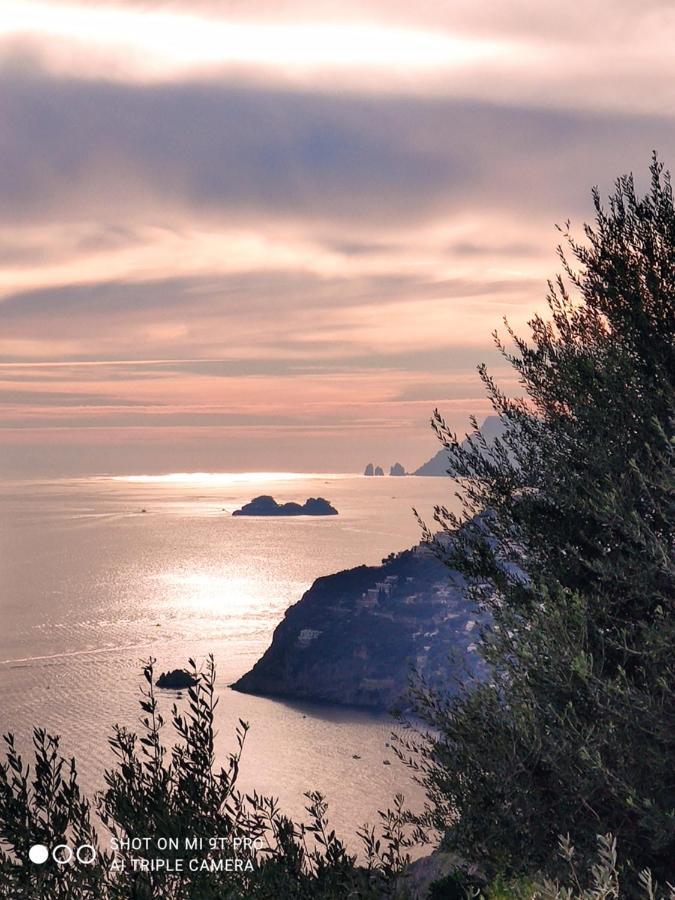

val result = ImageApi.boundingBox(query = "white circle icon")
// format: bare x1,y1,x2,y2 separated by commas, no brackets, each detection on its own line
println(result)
29,844,49,864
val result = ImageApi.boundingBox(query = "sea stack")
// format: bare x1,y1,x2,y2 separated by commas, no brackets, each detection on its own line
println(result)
374,466,384,476
156,669,198,689
364,463,374,476
389,462,406,476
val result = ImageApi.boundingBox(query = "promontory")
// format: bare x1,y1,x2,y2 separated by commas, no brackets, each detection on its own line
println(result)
232,540,486,709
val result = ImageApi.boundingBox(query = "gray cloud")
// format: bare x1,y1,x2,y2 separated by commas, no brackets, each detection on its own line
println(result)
0,389,155,406
2,68,674,231
0,270,536,330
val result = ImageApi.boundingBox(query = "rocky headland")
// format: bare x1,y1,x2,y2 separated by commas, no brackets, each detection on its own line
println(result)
414,415,504,476
232,541,487,709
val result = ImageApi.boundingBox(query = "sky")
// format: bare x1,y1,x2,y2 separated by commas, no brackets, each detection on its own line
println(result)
1,1,674,476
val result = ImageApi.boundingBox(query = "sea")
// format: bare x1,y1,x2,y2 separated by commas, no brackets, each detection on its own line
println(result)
0,472,460,848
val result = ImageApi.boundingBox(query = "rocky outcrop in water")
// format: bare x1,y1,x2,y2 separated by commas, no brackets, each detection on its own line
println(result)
156,669,198,689
364,462,407,476
364,463,385,476
232,496,338,516
232,541,487,710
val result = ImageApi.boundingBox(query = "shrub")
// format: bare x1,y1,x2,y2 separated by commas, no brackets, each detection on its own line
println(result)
0,656,416,899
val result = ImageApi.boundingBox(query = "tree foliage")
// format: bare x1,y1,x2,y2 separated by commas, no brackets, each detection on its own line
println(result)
0,657,415,899
399,157,675,883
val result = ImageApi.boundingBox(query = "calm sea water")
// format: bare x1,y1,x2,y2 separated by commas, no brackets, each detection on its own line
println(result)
0,473,458,846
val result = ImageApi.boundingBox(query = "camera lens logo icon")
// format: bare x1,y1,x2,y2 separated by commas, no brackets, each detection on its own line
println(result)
29,845,49,864
29,843,97,865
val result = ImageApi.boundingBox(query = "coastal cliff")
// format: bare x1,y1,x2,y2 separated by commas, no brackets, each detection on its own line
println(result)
232,543,486,710
414,415,504,476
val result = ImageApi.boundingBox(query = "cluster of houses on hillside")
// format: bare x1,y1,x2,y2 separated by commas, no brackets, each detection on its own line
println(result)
234,539,487,709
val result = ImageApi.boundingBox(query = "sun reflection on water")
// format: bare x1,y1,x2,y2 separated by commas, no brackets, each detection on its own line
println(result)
155,571,273,615
113,472,342,486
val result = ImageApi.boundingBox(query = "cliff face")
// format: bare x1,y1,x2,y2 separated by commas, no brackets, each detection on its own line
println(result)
414,415,504,476
232,545,487,710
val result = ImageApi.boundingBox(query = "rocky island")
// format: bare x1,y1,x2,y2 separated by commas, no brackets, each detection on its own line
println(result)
156,669,199,689
232,495,338,516
232,541,487,709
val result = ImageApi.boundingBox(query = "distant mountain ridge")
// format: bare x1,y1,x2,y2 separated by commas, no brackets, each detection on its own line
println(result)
414,415,504,476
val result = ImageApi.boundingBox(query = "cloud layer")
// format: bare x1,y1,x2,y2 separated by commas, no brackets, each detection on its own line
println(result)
1,2,674,474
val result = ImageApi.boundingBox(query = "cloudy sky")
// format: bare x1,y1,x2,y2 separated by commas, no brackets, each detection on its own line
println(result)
1,1,674,476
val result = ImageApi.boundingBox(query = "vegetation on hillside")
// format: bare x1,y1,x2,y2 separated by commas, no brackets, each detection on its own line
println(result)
398,156,674,888
0,657,416,899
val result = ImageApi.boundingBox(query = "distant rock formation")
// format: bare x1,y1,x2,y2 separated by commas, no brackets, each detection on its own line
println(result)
232,536,487,710
302,498,338,516
414,416,505,476
364,462,407,476
232,495,338,517
365,463,386,476
156,669,198,689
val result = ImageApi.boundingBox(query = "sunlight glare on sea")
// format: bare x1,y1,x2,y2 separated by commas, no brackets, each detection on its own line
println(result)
0,471,458,845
